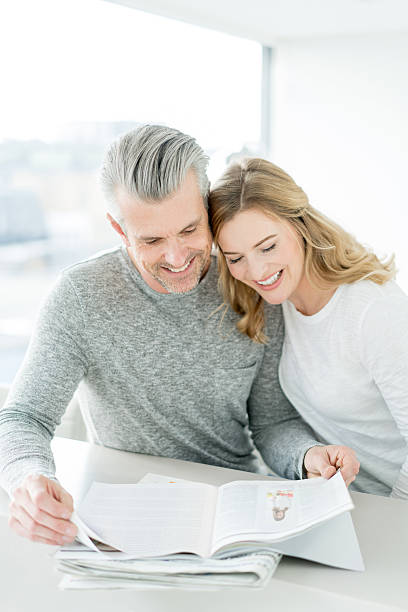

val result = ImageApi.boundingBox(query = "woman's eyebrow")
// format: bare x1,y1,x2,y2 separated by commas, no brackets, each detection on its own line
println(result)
223,234,277,255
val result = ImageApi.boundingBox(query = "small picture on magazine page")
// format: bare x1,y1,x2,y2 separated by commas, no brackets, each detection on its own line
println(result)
266,489,294,522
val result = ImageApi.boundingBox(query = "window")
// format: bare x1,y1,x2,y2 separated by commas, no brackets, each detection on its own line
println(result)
0,0,261,382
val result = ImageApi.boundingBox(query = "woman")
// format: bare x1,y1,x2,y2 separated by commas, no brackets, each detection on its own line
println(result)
209,158,408,499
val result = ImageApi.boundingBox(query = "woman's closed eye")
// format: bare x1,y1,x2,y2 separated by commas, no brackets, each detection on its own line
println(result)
228,255,243,265
227,243,276,265
262,243,276,254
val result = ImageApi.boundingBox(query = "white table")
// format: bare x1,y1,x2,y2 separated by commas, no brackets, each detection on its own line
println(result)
1,437,407,612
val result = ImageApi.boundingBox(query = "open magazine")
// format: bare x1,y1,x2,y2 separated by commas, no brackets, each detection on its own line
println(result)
55,471,364,589
64,471,362,560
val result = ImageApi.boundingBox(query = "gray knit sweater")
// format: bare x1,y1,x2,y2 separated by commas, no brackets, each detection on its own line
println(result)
0,247,318,494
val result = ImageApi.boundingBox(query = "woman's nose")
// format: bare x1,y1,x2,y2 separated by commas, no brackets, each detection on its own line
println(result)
247,258,268,281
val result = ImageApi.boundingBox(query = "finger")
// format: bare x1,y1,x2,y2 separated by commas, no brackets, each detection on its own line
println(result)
340,466,358,487
327,447,360,487
27,502,77,538
306,448,336,478
9,514,54,544
56,487,74,515
13,488,77,538
26,494,77,537
326,445,360,486
26,480,72,519
306,471,323,479
320,465,337,480
9,508,75,545
10,517,67,546
339,456,360,487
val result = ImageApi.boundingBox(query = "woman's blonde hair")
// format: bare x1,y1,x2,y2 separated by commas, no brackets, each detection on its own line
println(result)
209,158,396,343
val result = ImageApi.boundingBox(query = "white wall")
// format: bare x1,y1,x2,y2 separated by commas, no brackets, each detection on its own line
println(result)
272,32,408,291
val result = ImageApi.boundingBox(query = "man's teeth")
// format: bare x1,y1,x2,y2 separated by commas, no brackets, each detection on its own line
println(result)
257,270,282,286
163,259,192,273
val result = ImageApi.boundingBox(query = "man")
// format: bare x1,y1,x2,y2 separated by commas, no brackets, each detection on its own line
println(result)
0,125,359,546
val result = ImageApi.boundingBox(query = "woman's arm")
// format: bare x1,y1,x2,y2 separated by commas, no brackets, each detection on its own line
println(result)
360,289,408,499
248,304,359,484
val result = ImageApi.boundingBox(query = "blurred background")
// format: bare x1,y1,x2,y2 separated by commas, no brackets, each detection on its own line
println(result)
1,0,407,383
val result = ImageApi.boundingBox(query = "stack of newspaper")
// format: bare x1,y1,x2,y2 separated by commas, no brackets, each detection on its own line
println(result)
55,471,363,590
56,544,281,590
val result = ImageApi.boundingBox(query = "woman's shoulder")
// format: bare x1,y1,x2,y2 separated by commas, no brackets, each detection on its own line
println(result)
346,280,408,369
341,279,408,327
341,278,405,303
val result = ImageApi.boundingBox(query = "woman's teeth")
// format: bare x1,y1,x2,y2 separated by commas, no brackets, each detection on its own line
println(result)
257,270,282,286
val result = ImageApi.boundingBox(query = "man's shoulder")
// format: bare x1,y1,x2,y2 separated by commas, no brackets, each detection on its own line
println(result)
263,302,284,334
61,246,124,283
52,245,136,310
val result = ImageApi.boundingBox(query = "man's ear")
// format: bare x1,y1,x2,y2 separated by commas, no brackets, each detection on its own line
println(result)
106,213,130,247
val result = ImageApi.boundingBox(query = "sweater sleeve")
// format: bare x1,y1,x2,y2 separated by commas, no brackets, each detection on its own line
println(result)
0,273,90,495
359,293,408,499
248,305,319,480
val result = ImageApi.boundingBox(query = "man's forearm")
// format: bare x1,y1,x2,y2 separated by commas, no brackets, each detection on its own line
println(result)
252,416,319,480
0,409,56,495
0,274,88,495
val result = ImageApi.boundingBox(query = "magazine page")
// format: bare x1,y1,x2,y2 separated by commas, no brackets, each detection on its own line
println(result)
70,511,101,552
210,471,353,553
77,480,217,557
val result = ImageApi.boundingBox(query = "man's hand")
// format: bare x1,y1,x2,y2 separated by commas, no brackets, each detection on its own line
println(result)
8,474,78,546
304,445,360,487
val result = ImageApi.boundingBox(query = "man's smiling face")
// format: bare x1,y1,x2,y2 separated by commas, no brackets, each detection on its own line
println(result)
110,170,213,294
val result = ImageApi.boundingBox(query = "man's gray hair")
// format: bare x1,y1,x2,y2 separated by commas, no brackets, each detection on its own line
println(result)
101,124,210,221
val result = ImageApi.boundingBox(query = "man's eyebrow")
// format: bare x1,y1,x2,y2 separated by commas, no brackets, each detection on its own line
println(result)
179,216,201,233
135,216,202,242
223,234,277,255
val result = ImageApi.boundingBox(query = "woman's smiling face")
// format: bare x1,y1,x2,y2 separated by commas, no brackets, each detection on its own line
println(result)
218,208,306,305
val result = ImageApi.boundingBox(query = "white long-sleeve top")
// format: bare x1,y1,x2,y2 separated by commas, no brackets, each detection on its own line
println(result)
279,279,408,498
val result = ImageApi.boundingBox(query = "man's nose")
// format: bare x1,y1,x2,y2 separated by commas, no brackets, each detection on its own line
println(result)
164,240,189,268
